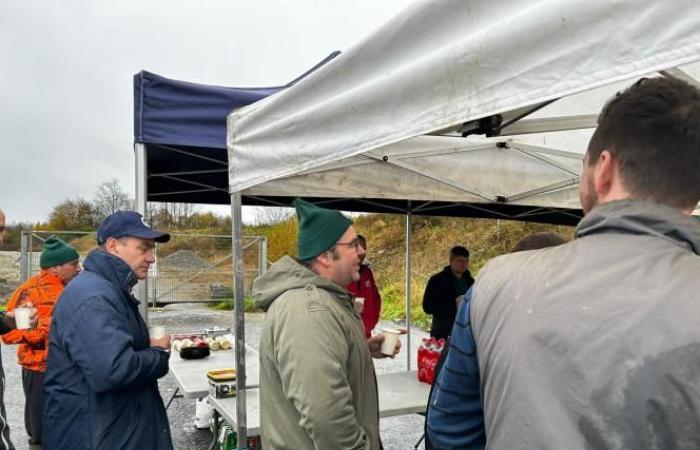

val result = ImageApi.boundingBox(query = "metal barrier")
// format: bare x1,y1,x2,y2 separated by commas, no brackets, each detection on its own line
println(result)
20,230,267,306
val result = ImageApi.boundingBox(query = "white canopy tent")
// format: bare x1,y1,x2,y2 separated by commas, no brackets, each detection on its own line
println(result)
228,0,700,202
224,1,700,445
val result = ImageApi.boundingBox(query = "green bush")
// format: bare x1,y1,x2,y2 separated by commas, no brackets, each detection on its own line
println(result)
379,283,431,331
211,295,258,313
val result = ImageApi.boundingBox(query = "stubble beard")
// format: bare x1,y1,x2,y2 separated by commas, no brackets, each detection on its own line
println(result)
579,175,598,215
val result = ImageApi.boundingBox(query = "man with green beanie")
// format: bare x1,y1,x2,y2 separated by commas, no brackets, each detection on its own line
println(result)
253,198,401,450
3,235,80,449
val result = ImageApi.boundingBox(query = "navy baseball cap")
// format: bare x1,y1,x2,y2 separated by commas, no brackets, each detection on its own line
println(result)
96,211,170,245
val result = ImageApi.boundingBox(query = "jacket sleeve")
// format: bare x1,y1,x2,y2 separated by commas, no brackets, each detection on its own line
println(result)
422,274,439,314
61,296,170,393
273,291,369,450
423,272,453,316
1,282,51,345
0,314,13,335
426,288,486,449
3,304,52,346
1,285,23,343
366,269,381,330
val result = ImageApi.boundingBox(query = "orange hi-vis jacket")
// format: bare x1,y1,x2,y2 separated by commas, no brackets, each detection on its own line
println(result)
2,270,64,372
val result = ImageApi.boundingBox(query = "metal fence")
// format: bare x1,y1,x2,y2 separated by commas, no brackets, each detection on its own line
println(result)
20,230,267,306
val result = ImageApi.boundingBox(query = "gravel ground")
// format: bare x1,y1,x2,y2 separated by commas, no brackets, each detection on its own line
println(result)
2,303,428,449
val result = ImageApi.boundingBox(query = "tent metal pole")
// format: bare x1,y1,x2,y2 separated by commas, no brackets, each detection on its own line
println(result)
231,192,248,449
405,206,412,371
134,143,149,321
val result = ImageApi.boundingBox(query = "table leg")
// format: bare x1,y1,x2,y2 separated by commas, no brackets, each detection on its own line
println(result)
208,409,220,450
165,387,180,410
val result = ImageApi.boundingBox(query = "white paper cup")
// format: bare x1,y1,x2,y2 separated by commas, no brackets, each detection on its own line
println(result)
149,325,166,339
355,297,365,313
380,328,401,356
14,307,31,330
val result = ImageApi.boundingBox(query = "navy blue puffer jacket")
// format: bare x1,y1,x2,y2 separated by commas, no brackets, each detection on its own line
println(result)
43,249,172,450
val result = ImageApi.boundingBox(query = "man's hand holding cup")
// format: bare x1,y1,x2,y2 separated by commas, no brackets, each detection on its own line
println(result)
149,326,171,350
368,328,403,359
6,301,38,330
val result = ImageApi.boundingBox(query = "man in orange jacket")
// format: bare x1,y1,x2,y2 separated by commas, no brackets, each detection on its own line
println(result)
2,235,80,449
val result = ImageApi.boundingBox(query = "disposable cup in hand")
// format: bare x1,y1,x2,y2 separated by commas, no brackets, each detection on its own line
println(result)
380,328,401,356
14,308,31,330
149,326,166,339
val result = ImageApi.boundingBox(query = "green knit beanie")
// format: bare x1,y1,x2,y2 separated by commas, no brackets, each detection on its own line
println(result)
40,235,79,269
294,198,352,261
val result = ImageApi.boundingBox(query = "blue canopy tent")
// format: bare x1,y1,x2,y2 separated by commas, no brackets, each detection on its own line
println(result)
132,51,341,205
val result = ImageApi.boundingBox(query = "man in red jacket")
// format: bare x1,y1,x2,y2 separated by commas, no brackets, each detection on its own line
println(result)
347,235,382,338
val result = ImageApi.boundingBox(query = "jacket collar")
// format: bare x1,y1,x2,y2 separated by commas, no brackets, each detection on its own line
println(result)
576,199,700,255
38,269,64,287
253,255,351,312
83,249,140,303
442,265,471,280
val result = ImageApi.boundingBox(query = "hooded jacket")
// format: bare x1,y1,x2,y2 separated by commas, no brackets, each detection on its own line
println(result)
2,270,63,372
43,250,172,450
253,256,380,450
469,200,700,449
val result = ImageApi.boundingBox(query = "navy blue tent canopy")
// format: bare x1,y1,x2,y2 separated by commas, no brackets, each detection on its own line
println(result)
134,71,282,150
133,52,340,205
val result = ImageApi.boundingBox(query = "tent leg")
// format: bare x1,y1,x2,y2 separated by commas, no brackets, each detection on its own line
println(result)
405,208,412,371
134,143,149,322
231,193,248,448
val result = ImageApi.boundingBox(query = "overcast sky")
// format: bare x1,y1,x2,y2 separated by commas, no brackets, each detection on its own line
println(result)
0,0,414,223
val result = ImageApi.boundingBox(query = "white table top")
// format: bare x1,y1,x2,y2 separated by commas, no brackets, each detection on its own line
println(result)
376,369,431,418
211,389,262,436
210,370,430,436
168,347,259,398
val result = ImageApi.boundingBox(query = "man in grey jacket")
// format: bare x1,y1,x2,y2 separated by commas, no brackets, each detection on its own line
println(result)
253,198,400,450
428,76,700,449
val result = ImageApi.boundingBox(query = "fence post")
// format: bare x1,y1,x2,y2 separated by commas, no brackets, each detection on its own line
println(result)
151,244,158,309
19,230,29,282
259,236,268,275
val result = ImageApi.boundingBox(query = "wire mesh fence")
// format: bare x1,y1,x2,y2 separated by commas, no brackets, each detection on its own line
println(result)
20,230,267,306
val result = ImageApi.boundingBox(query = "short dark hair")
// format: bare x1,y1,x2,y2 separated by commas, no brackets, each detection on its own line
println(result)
300,246,341,271
511,232,566,253
449,246,469,259
586,76,700,210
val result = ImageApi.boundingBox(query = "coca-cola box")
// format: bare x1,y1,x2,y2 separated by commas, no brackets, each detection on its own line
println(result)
417,337,445,384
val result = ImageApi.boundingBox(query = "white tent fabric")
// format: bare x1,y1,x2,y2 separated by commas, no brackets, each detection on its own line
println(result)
228,0,700,213
244,135,582,213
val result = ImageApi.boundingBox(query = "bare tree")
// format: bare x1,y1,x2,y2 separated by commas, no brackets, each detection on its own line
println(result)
254,207,294,225
146,202,198,229
93,179,130,222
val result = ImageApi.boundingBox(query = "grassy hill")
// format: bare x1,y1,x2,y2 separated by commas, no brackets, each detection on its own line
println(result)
246,214,575,329
2,214,575,329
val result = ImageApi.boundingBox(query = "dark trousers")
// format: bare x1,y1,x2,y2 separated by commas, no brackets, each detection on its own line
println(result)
0,362,15,450
21,369,43,445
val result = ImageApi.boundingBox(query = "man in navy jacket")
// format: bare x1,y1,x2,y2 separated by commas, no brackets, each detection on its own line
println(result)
43,211,173,450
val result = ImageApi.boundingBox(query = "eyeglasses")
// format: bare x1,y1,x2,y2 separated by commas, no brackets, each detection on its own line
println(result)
335,238,361,250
